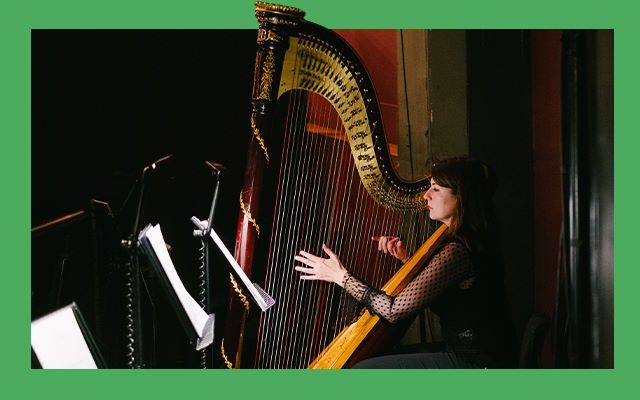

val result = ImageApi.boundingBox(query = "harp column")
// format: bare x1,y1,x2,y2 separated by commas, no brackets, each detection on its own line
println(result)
223,3,305,368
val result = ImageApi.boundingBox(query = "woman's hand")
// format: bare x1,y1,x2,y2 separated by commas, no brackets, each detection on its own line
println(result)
294,244,347,287
371,236,410,263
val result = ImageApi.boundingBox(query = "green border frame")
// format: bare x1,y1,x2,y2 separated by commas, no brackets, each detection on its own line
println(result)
4,0,632,399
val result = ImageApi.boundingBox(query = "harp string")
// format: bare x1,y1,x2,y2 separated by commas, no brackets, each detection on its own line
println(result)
340,168,365,326
313,93,347,365
332,153,365,340
334,173,366,336
292,91,317,367
286,88,314,367
260,62,306,367
323,94,345,359
300,46,356,366
278,82,314,368
296,92,334,366
284,85,332,368
319,134,357,360
256,86,290,367
287,90,313,366
278,87,304,367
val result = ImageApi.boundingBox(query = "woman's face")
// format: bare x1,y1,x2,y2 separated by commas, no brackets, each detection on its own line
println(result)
423,178,458,226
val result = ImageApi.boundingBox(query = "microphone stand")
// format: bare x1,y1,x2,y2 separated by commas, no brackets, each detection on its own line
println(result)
196,161,225,367
121,154,172,368
204,161,225,314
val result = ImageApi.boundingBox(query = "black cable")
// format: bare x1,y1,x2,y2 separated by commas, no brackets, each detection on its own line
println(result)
198,238,207,369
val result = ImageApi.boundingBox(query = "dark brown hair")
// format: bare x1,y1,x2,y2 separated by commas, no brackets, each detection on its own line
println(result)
430,156,498,250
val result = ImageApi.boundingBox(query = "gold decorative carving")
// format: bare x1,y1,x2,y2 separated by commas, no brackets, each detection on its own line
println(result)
255,29,283,43
257,29,284,44
251,114,270,163
258,50,276,100
224,273,250,369
240,191,261,236
229,272,250,311
268,30,283,42
255,2,305,17
221,339,233,369
257,29,268,43
255,2,305,25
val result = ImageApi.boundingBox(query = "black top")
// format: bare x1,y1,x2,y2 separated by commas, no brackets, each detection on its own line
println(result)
342,239,516,367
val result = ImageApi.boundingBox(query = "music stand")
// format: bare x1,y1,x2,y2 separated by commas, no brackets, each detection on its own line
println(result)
138,224,215,351
31,302,107,369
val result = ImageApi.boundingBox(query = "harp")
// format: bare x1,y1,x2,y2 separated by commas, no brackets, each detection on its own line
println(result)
224,2,442,369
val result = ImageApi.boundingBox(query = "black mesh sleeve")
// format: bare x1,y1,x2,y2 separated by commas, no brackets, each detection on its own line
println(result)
342,241,473,323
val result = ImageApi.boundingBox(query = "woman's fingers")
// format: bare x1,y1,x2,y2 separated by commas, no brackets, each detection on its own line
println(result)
372,236,381,251
380,237,388,253
386,237,399,252
373,237,406,254
388,238,401,253
294,255,317,267
295,265,323,280
378,237,407,261
388,243,398,258
295,246,345,284
374,236,401,255
322,243,338,261
373,236,390,252
298,250,322,262
299,274,321,281
294,265,314,274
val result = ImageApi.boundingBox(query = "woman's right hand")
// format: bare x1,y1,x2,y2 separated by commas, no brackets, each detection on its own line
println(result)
294,244,347,286
371,236,410,263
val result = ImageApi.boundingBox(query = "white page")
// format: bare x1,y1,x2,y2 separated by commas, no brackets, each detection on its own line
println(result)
144,225,210,336
31,304,97,369
190,217,273,311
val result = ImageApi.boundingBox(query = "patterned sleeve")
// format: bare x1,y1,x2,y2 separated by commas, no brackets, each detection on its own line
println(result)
341,241,473,323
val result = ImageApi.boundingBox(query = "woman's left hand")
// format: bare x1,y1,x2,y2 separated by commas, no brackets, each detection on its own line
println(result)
371,236,410,262
294,244,347,287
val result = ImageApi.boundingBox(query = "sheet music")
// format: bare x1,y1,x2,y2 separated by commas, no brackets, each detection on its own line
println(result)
142,224,211,341
31,304,97,369
210,228,269,310
191,217,274,311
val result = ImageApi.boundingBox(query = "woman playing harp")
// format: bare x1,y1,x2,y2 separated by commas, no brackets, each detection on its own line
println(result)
227,2,505,369
295,157,517,368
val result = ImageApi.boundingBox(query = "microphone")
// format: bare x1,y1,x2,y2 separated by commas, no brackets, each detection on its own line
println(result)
142,154,173,175
204,161,226,177
89,199,114,218
125,154,173,249
202,161,225,235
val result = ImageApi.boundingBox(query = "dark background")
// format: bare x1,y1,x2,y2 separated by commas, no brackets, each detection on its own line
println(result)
32,30,257,367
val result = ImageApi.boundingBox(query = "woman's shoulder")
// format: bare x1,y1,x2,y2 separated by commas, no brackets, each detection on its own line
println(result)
437,239,471,259
431,239,475,279
440,238,468,251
